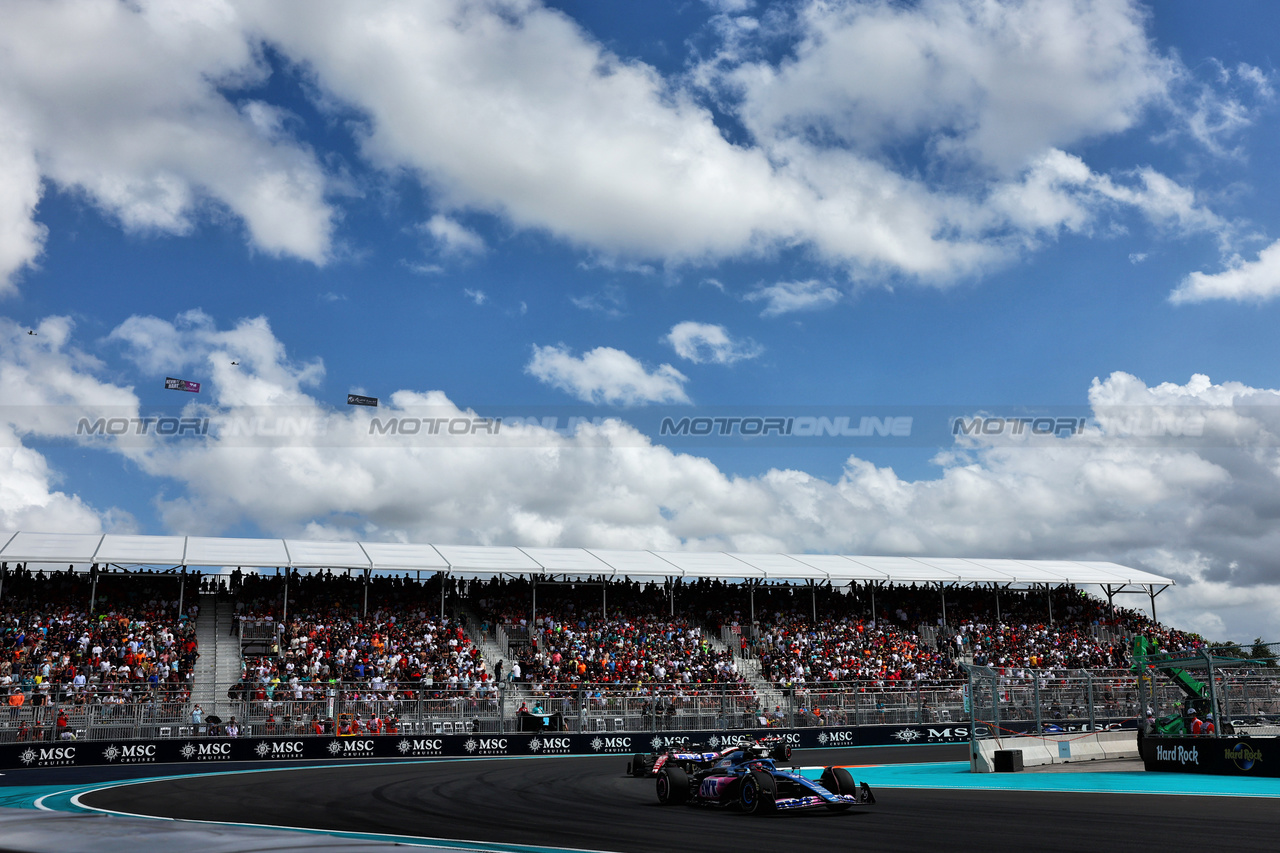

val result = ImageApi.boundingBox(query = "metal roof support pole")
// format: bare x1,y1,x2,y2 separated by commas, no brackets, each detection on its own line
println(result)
1046,584,1054,625
1086,670,1096,732
1033,672,1042,735
870,583,876,625
440,573,446,622
602,579,607,621
940,584,947,629
994,584,1000,624
749,583,755,628
992,668,1000,738
1,562,7,608
362,567,370,618
1103,584,1115,624
1148,585,1157,622
89,563,99,616
532,576,538,633
1221,668,1233,722
966,666,979,772
177,569,185,620
1204,648,1221,724
282,568,289,627
811,581,817,623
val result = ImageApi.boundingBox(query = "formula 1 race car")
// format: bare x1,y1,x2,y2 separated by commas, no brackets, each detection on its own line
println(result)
655,742,874,814
627,735,792,778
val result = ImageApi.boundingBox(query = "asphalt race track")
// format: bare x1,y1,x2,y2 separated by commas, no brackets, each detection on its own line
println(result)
75,745,1278,853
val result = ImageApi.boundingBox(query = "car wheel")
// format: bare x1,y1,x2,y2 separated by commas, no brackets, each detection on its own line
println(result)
739,770,776,815
823,766,858,810
657,766,689,805
830,766,856,794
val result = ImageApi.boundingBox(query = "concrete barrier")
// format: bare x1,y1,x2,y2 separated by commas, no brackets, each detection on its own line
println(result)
973,731,1137,771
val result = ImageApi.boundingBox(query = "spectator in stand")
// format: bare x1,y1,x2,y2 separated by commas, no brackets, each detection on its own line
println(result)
1,565,198,739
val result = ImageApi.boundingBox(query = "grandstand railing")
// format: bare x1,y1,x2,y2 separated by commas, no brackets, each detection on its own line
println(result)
239,619,281,658
7,669,1280,743
1,684,194,743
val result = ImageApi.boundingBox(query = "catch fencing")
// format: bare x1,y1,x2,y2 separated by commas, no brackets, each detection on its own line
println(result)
6,669,1245,743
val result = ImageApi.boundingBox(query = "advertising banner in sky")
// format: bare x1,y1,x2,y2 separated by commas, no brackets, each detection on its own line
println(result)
164,377,201,393
347,394,379,407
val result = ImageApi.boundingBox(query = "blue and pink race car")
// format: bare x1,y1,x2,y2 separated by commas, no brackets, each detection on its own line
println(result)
628,735,791,778
654,741,875,814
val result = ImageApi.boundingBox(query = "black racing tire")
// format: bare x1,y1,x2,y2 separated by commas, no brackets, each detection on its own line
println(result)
780,744,792,762
825,766,857,810
657,766,689,805
830,766,856,794
739,769,776,815
630,754,647,777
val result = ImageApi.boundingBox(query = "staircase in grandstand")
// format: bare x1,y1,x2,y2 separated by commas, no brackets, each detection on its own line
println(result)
459,606,534,716
713,627,788,719
190,593,243,725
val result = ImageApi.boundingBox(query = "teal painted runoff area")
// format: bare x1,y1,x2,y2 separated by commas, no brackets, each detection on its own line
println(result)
838,761,1280,798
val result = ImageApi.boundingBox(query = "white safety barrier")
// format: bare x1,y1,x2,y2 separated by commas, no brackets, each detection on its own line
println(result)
972,730,1138,772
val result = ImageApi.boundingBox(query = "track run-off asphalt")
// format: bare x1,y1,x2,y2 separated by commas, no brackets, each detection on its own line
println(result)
63,744,1280,853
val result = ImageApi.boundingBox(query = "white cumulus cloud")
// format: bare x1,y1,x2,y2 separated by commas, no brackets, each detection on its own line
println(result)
0,315,138,532
746,280,841,316
665,322,762,364
526,344,690,406
0,0,1247,290
0,0,335,292
1171,240,1280,304
11,313,1280,639
713,0,1174,173
424,214,486,255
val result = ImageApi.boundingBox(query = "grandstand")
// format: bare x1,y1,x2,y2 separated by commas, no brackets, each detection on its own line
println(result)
2,529,1235,742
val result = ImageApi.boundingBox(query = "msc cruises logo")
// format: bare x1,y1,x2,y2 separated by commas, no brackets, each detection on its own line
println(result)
528,736,571,754
892,729,923,742
181,741,232,760
817,730,856,746
253,741,305,759
327,739,375,757
398,738,444,756
100,743,160,763
19,745,77,766
464,737,509,755
590,736,632,753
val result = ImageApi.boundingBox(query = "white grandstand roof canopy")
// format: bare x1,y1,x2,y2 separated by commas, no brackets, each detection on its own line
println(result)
0,531,1173,592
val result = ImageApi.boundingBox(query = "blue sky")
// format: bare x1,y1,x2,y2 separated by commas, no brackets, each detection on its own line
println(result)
3,0,1280,641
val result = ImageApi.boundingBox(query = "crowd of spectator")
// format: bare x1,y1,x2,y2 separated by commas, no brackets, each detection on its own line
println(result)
1,561,1219,742
2,566,197,737
232,570,496,722
474,579,748,687
738,583,1205,689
